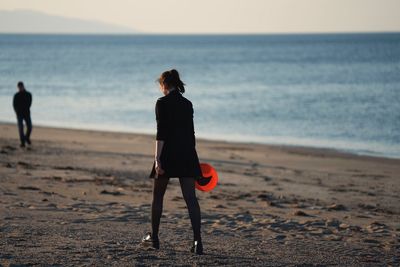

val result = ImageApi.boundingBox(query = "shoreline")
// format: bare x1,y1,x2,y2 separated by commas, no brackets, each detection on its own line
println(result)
1,121,398,162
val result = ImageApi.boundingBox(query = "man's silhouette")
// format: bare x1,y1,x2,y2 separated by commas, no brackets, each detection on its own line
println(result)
13,81,32,147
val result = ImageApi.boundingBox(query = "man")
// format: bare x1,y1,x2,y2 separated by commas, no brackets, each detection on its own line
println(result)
13,81,32,148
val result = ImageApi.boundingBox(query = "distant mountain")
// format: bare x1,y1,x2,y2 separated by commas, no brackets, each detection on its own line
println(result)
0,9,137,34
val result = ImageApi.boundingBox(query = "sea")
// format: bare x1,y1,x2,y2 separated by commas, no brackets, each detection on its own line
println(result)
0,33,399,158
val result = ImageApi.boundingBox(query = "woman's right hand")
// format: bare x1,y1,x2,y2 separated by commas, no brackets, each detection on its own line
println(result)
155,159,165,175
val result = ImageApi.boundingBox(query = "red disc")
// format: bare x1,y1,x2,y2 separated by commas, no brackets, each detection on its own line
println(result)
195,163,218,192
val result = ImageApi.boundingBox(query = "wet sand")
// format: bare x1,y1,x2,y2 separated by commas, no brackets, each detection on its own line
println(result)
0,123,399,266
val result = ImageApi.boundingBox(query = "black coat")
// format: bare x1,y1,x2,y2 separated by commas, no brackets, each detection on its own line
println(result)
149,89,202,179
13,90,32,116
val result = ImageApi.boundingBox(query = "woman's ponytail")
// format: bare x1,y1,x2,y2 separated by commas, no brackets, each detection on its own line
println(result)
169,69,185,93
158,69,186,93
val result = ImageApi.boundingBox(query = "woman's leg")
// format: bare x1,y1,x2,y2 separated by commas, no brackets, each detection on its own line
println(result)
151,178,169,240
179,177,201,241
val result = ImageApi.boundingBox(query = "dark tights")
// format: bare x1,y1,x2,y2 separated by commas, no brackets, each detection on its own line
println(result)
151,177,201,241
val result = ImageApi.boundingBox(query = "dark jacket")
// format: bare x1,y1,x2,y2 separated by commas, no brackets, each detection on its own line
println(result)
13,90,32,116
149,89,202,179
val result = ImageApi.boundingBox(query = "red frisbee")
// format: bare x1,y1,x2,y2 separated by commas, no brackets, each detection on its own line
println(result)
195,163,218,192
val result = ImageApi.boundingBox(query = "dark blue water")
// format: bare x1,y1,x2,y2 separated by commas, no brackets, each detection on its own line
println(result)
0,33,399,158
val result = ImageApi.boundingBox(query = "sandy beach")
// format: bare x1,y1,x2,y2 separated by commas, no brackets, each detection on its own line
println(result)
0,123,399,266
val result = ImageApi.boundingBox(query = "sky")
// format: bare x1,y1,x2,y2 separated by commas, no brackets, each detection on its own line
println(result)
0,0,399,34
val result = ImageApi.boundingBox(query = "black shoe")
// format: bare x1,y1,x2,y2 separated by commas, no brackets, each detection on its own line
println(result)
141,232,159,249
190,240,203,255
20,143,25,148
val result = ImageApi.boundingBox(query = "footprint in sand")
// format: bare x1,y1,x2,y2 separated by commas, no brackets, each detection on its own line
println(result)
4,163,14,168
18,186,40,191
17,161,36,169
2,145,17,152
172,196,183,201
100,190,124,196
327,203,347,211
293,210,310,216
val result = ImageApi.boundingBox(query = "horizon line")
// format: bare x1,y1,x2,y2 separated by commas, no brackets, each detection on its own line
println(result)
0,31,399,36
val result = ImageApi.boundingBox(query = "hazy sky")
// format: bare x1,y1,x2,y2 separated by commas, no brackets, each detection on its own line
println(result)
1,0,399,33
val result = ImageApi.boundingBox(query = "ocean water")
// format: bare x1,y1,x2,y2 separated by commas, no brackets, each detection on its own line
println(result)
0,33,399,158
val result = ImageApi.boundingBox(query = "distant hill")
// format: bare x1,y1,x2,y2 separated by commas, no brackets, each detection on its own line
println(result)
0,9,137,34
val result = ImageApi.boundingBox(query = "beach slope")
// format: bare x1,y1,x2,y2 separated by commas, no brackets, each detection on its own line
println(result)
0,123,399,266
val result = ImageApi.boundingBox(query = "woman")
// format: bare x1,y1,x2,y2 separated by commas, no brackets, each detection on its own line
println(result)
142,69,203,255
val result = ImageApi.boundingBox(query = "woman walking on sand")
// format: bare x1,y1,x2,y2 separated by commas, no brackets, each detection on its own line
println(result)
141,69,203,255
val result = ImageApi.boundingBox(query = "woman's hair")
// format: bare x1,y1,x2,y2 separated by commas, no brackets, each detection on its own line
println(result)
158,69,185,93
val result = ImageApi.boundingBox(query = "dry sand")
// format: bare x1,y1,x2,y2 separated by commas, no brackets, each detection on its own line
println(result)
0,123,399,266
